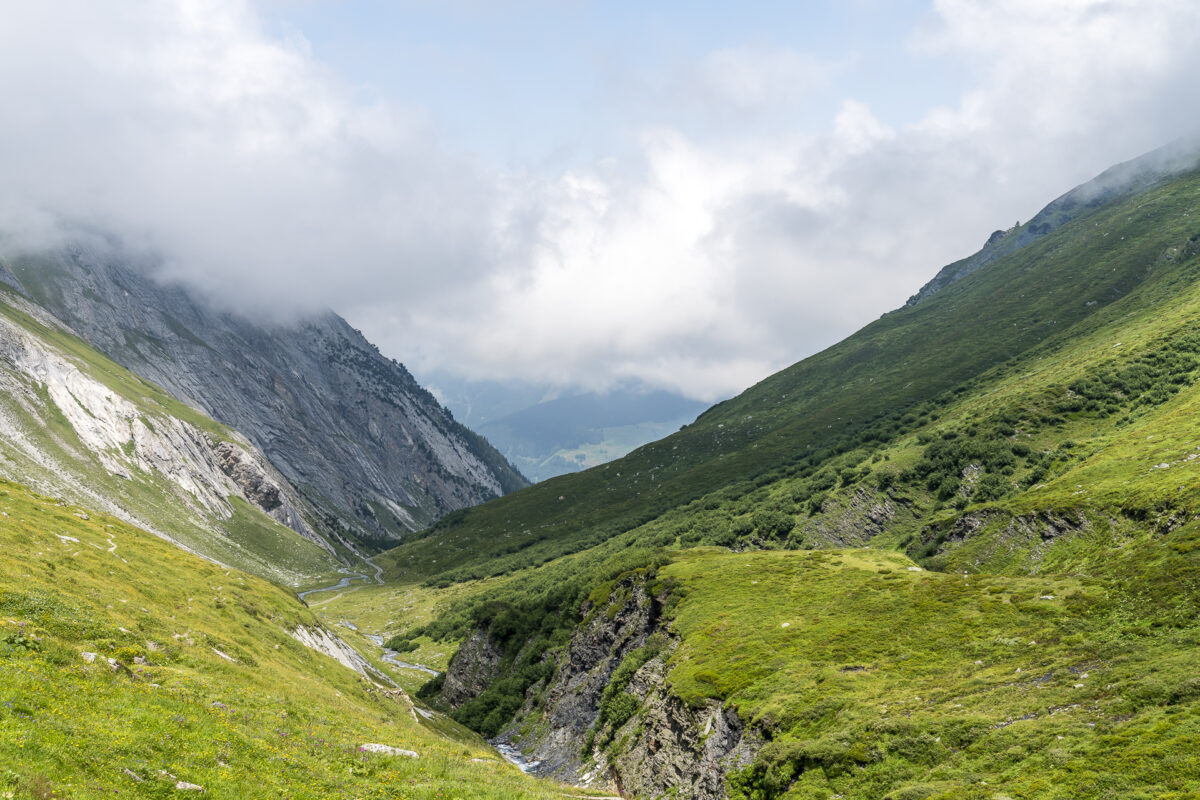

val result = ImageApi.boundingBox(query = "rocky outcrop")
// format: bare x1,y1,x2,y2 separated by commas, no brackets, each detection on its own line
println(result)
0,240,527,551
290,625,394,685
912,508,1106,570
802,485,896,546
466,575,761,799
612,658,760,799
441,628,505,707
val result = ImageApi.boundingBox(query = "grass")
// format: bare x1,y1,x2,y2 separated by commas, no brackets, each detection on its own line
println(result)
661,547,1200,799
0,478,616,799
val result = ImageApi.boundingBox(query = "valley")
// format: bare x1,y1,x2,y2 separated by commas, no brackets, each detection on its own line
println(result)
5,143,1200,799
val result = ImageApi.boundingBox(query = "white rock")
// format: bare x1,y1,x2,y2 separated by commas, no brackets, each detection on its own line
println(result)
80,651,97,663
174,781,204,791
359,743,419,758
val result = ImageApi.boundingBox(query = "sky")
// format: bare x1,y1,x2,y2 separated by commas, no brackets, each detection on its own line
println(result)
2,0,1199,402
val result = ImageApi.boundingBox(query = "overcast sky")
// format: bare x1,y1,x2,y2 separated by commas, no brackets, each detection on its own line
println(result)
2,0,1199,401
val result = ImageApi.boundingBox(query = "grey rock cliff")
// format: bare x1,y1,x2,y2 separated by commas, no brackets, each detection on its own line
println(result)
0,239,526,551
451,575,761,799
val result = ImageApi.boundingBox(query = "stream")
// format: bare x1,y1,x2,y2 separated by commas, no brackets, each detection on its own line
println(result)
298,574,539,774
297,568,370,600
489,739,542,774
360,636,538,774
363,634,441,677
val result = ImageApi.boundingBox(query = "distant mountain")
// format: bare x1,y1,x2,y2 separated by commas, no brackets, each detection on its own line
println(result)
422,373,709,482
473,389,707,482
0,239,526,555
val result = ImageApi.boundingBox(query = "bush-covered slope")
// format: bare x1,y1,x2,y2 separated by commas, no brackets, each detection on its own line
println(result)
0,479,607,799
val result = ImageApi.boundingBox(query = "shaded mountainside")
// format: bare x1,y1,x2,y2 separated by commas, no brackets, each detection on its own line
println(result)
0,243,526,552
376,144,1200,799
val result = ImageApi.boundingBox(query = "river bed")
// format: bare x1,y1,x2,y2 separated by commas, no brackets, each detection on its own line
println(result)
363,634,441,676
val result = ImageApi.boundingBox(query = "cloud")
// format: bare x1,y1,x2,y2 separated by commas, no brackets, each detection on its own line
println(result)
2,1,1199,402
0,0,497,317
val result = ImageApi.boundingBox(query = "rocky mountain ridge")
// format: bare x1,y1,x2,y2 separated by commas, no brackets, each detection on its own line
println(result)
0,240,526,553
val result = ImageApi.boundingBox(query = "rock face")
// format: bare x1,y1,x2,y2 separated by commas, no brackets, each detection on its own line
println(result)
802,485,897,546
444,575,761,799
0,240,526,550
440,628,504,707
0,301,318,550
615,659,760,800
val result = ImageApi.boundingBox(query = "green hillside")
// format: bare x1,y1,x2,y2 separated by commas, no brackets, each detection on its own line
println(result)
379,160,1200,585
353,157,1200,798
0,479,614,799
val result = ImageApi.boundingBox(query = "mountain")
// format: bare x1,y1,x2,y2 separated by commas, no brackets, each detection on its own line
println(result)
376,138,1200,584
378,141,1200,799
0,239,526,555
0,241,576,797
0,281,341,584
466,386,707,482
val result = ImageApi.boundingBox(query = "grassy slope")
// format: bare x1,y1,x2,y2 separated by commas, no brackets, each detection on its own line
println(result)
665,548,1200,800
379,164,1200,584
0,479,612,800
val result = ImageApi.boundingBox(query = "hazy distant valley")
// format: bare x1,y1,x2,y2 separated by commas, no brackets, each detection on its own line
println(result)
425,374,709,483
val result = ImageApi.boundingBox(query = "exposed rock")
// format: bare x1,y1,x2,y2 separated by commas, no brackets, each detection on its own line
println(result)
359,743,419,758
802,485,897,546
609,658,760,800
213,442,282,512
464,574,760,799
441,628,505,708
0,242,527,550
174,781,204,791
913,508,1103,568
290,625,394,686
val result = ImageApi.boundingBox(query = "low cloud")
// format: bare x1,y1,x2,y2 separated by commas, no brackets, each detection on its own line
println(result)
2,1,1199,401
